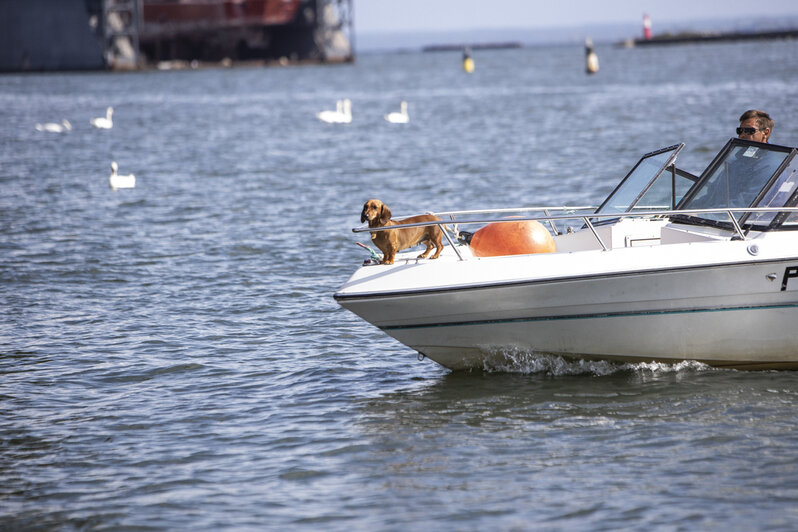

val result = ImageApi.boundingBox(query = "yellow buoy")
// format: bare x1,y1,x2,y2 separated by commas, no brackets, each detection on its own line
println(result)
463,57,474,73
462,47,474,73
585,37,599,74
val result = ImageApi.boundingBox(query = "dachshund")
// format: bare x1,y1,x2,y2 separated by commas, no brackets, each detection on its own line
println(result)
360,199,444,265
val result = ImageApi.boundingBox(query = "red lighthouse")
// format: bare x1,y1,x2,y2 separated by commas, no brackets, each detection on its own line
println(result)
643,13,652,40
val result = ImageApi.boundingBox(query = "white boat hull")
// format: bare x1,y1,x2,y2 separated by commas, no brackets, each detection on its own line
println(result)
336,237,798,370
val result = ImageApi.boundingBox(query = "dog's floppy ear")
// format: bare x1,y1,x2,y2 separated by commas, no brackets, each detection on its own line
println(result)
379,204,392,225
360,202,368,223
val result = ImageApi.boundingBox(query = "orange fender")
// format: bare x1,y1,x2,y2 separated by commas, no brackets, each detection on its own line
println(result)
470,220,556,257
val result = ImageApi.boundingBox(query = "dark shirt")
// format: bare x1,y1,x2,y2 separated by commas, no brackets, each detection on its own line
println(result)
687,145,784,210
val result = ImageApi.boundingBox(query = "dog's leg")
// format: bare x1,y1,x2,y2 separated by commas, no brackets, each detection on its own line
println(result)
430,232,443,259
382,244,396,265
417,239,433,259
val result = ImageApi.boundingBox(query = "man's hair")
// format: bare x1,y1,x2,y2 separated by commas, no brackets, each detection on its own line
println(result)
739,109,774,131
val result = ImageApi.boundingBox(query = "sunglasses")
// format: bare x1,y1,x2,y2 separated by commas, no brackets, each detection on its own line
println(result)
736,126,760,135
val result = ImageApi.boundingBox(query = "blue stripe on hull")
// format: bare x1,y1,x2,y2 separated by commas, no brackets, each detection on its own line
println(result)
382,303,798,331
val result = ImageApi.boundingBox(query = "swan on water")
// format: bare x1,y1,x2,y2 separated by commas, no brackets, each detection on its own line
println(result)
91,107,114,129
317,99,352,124
35,120,72,133
384,101,409,123
109,161,135,190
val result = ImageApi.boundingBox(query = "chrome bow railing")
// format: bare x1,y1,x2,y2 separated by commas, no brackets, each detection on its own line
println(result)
352,206,798,261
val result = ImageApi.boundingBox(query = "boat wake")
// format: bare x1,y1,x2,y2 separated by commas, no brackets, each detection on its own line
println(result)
478,347,712,376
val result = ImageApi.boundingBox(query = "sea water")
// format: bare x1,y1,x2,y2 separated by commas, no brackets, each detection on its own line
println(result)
2,40,798,529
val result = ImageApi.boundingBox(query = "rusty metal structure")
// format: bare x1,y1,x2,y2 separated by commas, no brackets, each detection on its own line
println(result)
0,0,353,72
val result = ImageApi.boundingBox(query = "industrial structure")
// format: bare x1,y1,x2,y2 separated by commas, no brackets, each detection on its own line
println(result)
0,0,353,72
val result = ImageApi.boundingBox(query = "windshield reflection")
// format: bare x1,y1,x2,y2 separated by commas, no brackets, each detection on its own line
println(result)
595,145,682,215
681,144,789,222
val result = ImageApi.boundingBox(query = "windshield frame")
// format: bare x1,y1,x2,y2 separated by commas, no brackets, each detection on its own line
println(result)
593,143,686,218
674,138,797,231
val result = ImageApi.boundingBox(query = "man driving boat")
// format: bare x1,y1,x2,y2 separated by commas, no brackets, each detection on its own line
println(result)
685,110,779,211
737,109,773,143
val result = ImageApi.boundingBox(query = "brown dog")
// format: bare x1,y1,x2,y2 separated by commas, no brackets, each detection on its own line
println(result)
361,199,444,265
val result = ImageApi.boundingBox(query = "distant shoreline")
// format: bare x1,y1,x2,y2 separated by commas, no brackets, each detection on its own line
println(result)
625,28,798,47
356,14,798,52
421,42,522,53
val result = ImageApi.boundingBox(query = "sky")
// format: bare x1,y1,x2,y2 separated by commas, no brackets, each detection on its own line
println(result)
354,0,798,34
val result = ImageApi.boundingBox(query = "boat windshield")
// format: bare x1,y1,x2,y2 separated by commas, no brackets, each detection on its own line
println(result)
594,143,694,216
678,139,796,226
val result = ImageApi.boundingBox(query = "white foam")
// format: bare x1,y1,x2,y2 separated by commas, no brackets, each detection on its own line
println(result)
479,347,712,376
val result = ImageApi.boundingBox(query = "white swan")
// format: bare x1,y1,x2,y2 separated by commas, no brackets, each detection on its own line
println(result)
384,101,409,123
316,100,342,122
91,106,114,129
109,161,135,190
35,119,72,133
316,98,352,123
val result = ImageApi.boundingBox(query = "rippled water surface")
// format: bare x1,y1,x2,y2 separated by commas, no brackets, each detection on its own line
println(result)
3,41,798,529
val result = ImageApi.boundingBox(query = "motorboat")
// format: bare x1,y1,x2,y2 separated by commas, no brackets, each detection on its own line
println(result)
335,138,798,370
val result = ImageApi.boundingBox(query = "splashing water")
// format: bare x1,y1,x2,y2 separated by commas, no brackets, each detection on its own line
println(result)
479,346,713,376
